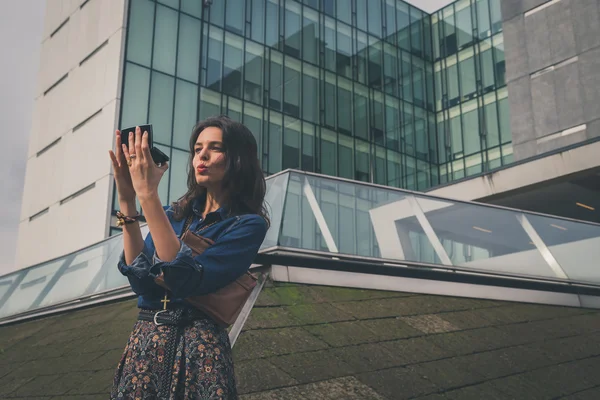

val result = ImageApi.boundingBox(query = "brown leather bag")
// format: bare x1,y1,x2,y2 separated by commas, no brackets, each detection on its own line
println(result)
154,218,257,327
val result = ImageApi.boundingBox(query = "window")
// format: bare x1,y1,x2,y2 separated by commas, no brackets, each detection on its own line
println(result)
302,7,319,65
302,65,319,123
121,63,150,128
337,0,351,25
283,118,301,169
462,107,481,155
153,5,178,75
268,52,283,110
302,123,315,171
336,24,352,79
324,73,336,128
250,0,265,43
127,0,155,67
320,128,337,175
206,27,224,91
338,81,352,135
368,0,382,37
149,71,175,145
243,102,264,159
177,14,201,83
268,114,282,172
284,61,301,117
225,0,244,35
198,88,221,120
169,148,189,202
244,42,264,105
172,80,198,150
284,1,302,57
455,1,473,49
222,33,243,98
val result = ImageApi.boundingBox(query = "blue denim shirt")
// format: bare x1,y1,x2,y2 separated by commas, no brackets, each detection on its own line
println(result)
117,199,268,310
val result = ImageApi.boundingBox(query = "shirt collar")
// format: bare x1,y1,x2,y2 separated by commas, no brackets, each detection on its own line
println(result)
192,198,229,220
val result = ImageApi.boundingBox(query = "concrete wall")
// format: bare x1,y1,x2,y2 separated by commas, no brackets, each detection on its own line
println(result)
16,0,128,269
502,0,600,161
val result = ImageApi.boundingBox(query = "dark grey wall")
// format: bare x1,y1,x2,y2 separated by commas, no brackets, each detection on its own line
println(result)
501,0,600,161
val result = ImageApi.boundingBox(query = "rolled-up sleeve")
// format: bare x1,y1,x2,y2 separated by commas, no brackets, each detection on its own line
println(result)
117,232,163,296
149,215,268,298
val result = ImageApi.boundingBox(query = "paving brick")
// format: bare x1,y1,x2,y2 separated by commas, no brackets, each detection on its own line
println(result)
307,285,413,302
427,327,518,357
233,327,329,361
382,337,450,365
303,321,380,347
0,376,35,397
331,343,401,373
411,358,484,389
402,314,460,334
357,367,439,400
356,317,422,341
436,310,494,330
65,369,115,395
269,349,355,383
564,386,600,400
285,303,355,325
239,376,386,400
235,359,297,394
444,381,508,400
244,307,301,329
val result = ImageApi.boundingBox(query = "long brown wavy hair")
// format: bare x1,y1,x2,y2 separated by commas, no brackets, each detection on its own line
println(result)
171,115,270,226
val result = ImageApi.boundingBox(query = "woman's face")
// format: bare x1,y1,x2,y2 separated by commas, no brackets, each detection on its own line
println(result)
192,127,227,188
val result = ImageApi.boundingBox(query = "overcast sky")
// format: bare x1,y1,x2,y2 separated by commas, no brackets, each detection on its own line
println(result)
0,1,46,274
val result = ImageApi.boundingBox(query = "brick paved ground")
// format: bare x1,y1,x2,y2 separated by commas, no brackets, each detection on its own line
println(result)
2,281,600,399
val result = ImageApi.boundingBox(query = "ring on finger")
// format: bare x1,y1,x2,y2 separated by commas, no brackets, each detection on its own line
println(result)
130,153,137,159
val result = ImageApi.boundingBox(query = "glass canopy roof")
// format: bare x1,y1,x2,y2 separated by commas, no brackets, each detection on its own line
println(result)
2,170,600,322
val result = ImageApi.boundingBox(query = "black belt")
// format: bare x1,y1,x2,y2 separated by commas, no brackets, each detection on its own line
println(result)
137,308,209,398
138,308,208,327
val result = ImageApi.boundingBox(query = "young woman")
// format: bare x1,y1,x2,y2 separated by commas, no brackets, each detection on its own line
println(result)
109,116,269,399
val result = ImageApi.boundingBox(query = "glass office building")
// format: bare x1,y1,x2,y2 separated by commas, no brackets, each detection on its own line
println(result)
115,0,509,216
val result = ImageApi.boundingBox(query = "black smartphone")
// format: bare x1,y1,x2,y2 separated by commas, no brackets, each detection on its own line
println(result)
119,124,170,164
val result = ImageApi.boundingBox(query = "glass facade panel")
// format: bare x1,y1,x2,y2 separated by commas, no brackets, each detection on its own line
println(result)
117,0,511,219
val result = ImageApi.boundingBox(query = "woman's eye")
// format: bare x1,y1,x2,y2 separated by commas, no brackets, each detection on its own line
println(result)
194,148,202,154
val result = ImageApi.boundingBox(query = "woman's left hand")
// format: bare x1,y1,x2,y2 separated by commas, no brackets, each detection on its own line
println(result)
122,126,168,202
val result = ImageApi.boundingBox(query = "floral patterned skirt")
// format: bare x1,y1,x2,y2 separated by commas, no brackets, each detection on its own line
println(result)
110,312,237,400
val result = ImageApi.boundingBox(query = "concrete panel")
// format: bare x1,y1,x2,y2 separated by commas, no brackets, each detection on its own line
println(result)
579,47,600,123
512,140,538,161
20,138,66,221
500,0,523,22
525,9,552,73
536,130,587,154
547,0,577,65
38,17,74,95
427,141,600,201
69,33,124,129
503,16,529,83
71,0,126,65
507,76,534,145
16,176,112,269
523,0,553,13
554,60,584,131
42,0,79,40
586,118,600,140
60,101,117,199
531,72,559,139
572,0,600,53
35,74,75,152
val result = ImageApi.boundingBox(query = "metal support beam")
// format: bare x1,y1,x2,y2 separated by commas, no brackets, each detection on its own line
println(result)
229,268,270,347
517,214,569,280
407,196,453,266
303,177,339,253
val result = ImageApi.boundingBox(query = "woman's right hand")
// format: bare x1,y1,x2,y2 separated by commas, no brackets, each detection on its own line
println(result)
109,130,136,203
